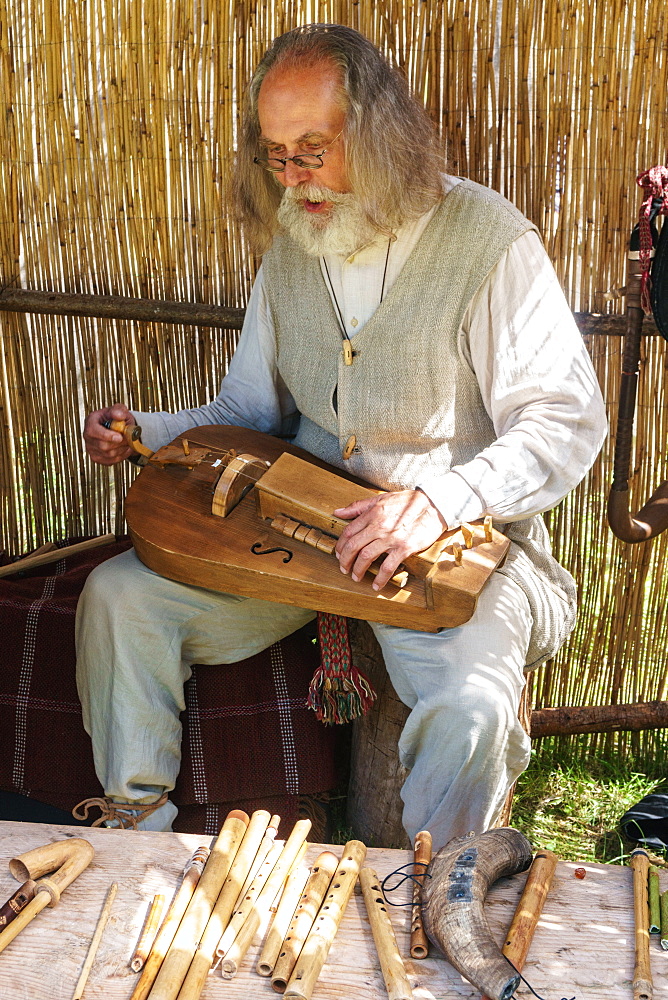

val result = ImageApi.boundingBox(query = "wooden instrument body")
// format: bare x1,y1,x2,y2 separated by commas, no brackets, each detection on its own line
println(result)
125,425,509,632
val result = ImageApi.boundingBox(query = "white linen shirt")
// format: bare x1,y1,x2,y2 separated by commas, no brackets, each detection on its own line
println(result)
134,179,607,529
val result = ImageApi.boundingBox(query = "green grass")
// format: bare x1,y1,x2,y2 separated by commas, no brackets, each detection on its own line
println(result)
327,734,668,863
511,739,668,864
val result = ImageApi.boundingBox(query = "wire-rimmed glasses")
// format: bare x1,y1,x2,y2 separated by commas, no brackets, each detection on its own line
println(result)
253,129,343,172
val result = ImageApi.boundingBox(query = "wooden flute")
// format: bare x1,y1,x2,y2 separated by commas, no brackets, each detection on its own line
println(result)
409,830,432,959
147,809,249,1000
219,843,308,980
129,846,209,1000
500,849,557,971
130,893,166,972
360,867,413,1000
479,847,558,1000
270,851,340,992
630,849,653,1000
233,814,281,909
256,860,311,978
176,809,274,1000
283,840,367,1000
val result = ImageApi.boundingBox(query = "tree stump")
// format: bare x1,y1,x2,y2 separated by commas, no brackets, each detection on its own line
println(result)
346,621,411,849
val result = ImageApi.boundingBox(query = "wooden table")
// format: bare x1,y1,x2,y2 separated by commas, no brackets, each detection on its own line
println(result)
0,820,665,1000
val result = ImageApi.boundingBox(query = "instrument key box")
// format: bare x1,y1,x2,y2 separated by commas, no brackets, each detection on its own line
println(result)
254,451,510,614
255,452,379,537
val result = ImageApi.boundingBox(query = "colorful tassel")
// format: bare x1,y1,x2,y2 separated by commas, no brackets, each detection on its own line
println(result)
308,613,377,724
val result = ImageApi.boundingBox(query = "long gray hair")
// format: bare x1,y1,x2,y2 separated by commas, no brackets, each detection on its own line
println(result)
232,24,446,253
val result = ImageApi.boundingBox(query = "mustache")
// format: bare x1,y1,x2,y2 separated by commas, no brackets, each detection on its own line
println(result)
281,183,354,206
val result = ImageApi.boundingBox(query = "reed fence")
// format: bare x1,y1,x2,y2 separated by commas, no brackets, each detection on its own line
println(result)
0,0,667,749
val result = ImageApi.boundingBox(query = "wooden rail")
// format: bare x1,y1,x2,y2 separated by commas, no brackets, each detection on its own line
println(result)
0,287,245,329
0,287,661,338
530,701,668,737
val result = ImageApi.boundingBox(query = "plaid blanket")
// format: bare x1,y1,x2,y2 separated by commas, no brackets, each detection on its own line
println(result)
0,539,339,836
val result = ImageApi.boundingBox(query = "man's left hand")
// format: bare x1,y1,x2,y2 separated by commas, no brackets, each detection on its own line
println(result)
334,489,448,592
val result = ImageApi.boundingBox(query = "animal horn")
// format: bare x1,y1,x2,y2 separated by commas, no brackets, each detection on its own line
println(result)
421,827,533,1000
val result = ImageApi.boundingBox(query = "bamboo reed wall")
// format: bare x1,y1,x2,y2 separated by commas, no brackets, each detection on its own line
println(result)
0,0,667,740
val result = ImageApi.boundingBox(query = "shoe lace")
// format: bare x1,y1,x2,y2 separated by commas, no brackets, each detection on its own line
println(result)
72,792,168,829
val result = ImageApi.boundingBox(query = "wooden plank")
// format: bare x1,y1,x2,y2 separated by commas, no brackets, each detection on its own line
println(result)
0,820,665,1000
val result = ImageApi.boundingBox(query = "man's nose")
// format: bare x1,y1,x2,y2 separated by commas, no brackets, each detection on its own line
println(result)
280,159,313,187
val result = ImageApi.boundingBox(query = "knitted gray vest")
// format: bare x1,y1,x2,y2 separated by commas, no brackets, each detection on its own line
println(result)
263,179,576,667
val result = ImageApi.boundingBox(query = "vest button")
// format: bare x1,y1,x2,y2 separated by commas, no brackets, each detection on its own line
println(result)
342,435,356,460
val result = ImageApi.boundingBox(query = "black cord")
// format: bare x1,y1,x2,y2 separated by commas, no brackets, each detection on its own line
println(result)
321,237,392,345
504,955,575,1000
380,862,431,905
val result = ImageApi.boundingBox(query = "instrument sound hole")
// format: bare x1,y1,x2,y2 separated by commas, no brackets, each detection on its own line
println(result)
250,542,293,563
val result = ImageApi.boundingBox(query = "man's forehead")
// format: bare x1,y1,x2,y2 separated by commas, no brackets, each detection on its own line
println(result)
258,128,330,147
257,60,344,127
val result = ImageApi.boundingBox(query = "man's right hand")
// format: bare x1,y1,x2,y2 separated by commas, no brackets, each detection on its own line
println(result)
83,403,136,465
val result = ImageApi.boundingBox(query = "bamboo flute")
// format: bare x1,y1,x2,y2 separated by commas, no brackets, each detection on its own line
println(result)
256,862,311,977
0,892,51,955
146,809,249,1000
630,848,653,1000
359,867,413,1000
215,818,312,961
220,844,308,981
499,849,558,972
130,894,166,972
283,840,367,1000
660,890,668,950
72,882,118,1000
270,851,339,993
211,838,284,971
409,829,432,959
233,814,280,910
129,846,209,1000
649,867,661,934
173,809,273,1000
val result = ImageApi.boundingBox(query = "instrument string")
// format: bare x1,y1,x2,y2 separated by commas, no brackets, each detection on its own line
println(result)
154,449,272,490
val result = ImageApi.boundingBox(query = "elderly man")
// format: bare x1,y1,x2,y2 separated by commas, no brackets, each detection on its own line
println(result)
77,24,607,847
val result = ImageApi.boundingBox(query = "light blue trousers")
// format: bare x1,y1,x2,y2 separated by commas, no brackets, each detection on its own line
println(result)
75,548,532,849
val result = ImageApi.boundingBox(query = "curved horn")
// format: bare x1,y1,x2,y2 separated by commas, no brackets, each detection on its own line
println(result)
421,827,533,1000
608,180,668,543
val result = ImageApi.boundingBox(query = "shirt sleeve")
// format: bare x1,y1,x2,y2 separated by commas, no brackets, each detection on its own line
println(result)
130,265,299,452
416,230,608,527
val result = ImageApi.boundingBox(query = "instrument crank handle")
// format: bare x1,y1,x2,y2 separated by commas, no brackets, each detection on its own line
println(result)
103,418,154,465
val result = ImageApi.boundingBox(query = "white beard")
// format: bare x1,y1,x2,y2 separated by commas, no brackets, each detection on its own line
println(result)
276,183,378,256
